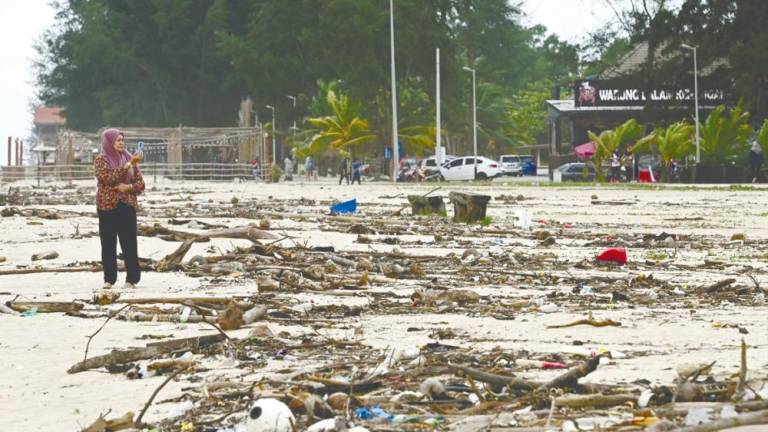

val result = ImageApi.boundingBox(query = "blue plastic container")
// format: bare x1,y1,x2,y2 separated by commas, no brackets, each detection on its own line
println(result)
330,198,357,215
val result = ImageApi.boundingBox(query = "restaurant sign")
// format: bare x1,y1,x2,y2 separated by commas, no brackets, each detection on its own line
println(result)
574,80,726,107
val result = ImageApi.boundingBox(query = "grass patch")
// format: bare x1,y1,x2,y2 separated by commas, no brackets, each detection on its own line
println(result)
645,250,669,261
478,216,493,226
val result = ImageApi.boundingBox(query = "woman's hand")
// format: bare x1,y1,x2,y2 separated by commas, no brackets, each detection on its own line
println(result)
130,152,143,165
115,183,133,193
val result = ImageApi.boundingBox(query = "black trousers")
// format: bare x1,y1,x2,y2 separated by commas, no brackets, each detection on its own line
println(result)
339,170,349,184
98,202,140,284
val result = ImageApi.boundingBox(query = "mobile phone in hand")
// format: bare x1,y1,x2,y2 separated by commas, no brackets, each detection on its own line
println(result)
138,141,145,153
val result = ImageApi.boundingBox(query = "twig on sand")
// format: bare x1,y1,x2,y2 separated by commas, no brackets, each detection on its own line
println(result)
83,304,132,363
135,367,185,425
546,318,622,329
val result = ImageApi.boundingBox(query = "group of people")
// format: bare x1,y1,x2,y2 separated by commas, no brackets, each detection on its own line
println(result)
609,150,636,182
337,158,363,185
283,155,319,181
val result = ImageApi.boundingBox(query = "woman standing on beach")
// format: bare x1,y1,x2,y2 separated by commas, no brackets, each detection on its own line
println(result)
94,128,145,289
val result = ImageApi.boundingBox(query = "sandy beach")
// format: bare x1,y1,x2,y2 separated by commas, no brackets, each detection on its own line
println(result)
1,177,767,431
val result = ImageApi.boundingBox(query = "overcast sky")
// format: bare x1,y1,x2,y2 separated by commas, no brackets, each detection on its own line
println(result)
0,0,613,160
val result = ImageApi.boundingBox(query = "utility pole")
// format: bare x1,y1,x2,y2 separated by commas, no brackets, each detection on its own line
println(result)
265,105,276,165
463,66,478,179
436,48,442,165
681,45,700,162
389,0,399,181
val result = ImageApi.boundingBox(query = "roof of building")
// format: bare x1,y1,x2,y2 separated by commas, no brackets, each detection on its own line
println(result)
547,99,646,113
546,99,721,114
33,106,66,125
600,40,727,79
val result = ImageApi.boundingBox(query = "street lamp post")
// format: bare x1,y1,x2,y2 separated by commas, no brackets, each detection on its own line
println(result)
287,95,297,136
682,44,700,165
265,105,276,165
389,0,399,182
463,66,478,179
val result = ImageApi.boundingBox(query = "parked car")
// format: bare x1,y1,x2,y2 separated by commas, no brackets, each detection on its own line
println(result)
519,155,537,176
499,154,523,176
440,156,501,181
420,155,456,175
419,155,457,181
557,162,596,182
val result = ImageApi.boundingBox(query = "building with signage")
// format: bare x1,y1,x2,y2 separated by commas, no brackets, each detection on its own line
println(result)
546,40,728,172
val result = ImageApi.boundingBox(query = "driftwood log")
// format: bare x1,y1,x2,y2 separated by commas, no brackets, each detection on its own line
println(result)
67,334,226,374
408,195,446,216
0,266,101,276
450,364,535,391
555,393,636,409
667,408,768,432
155,239,195,272
8,301,84,314
538,355,603,391
154,226,278,271
449,192,491,223
140,223,277,243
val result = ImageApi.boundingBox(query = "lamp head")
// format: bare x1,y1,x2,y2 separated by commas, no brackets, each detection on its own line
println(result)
265,105,273,110
681,44,696,50
462,66,474,72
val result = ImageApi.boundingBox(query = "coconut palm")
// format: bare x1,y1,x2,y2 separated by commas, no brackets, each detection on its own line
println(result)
699,104,753,164
398,125,436,157
632,122,694,181
588,118,644,181
757,119,768,154
298,89,376,160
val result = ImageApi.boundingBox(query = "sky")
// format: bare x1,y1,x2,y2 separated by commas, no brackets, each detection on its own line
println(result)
0,0,613,162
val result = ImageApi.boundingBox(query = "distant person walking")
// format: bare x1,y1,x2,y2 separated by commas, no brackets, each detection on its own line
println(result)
284,156,294,181
749,140,763,183
338,158,349,185
610,151,621,182
305,156,315,181
251,159,260,179
351,159,362,185
94,128,144,289
621,150,634,182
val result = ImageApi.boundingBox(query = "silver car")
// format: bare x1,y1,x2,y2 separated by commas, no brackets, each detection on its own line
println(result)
499,155,523,176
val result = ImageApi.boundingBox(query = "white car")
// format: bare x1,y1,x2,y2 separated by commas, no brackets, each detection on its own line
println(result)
439,156,501,181
499,154,523,176
419,155,457,177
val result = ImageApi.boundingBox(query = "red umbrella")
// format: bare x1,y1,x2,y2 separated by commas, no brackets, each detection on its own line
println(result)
575,141,596,159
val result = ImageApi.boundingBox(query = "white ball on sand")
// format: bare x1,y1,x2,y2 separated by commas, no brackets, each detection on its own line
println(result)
245,398,295,432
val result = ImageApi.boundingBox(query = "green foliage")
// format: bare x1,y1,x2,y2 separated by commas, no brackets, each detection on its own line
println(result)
398,125,435,157
270,164,283,183
588,119,644,181
299,89,376,159
632,121,694,180
699,104,753,164
34,0,579,156
757,120,768,154
505,83,551,148
645,250,669,261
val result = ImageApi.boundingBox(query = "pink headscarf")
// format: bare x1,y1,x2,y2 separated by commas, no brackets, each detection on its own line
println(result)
100,128,135,180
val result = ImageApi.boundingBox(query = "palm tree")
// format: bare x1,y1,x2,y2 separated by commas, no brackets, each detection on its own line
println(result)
759,119,768,153
298,89,376,160
632,122,694,181
588,119,644,181
699,104,753,164
398,125,436,157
